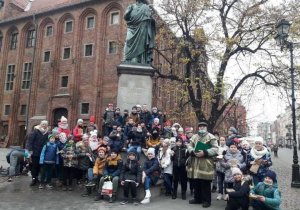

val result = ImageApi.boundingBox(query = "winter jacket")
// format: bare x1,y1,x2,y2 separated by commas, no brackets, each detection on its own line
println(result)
61,143,79,167
151,113,160,124
216,145,228,173
120,115,129,127
227,180,250,209
103,155,123,177
163,127,173,138
103,109,116,127
147,136,160,148
85,124,99,134
26,127,49,157
129,113,140,126
140,110,152,126
78,145,94,170
73,126,84,142
186,132,218,180
93,156,107,175
221,150,246,183
124,124,134,140
120,159,142,183
143,157,160,176
247,149,272,178
109,130,125,148
250,182,281,210
158,148,173,174
58,127,70,137
39,142,59,164
129,131,145,147
115,114,123,126
226,134,238,146
57,142,65,164
172,145,188,167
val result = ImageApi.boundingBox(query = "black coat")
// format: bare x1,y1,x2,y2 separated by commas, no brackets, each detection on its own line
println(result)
139,111,152,126
227,180,250,209
129,131,145,147
142,157,160,176
26,129,48,157
172,145,188,167
120,159,142,183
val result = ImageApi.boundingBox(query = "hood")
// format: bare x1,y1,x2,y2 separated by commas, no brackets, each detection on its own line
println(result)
172,123,182,128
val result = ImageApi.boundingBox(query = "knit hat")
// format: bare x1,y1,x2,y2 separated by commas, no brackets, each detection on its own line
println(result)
90,131,97,137
163,139,170,146
136,104,142,108
103,136,110,142
228,138,240,147
82,134,89,141
241,140,249,146
89,116,95,122
40,120,48,126
232,167,243,175
178,127,184,132
147,148,155,156
108,103,113,107
176,136,183,142
170,137,176,143
98,147,107,153
48,134,55,140
198,122,208,127
265,170,277,183
24,150,31,159
228,127,237,134
254,137,264,145
110,148,119,155
60,116,67,123
128,150,137,157
185,127,192,133
77,119,83,124
116,107,120,111
165,121,172,126
51,129,59,136
67,135,75,142
152,107,157,111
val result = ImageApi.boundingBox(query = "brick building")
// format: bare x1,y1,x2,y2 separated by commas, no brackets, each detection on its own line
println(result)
0,0,201,146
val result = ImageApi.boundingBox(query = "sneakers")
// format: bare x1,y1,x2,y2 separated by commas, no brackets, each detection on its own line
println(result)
216,194,222,200
7,177,12,182
68,187,73,191
30,178,37,186
46,184,53,189
62,186,67,191
39,184,44,189
133,199,139,206
140,197,150,204
109,195,116,203
189,199,202,204
86,181,95,187
120,199,128,205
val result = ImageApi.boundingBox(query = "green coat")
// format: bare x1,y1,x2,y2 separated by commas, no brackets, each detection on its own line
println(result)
250,182,281,210
186,132,218,180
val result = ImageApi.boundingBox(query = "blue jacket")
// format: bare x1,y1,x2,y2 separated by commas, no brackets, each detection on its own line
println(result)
143,157,160,176
40,142,59,164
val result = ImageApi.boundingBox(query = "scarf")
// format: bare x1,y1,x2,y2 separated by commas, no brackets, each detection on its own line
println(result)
37,125,48,135
60,124,68,129
250,146,268,160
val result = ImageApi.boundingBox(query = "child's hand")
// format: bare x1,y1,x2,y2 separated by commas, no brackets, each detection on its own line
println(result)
121,181,125,185
224,194,229,200
136,183,139,187
257,195,265,202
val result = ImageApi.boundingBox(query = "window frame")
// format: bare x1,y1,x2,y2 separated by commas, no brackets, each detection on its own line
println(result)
45,25,53,37
5,64,15,91
20,104,27,116
84,43,94,57
86,16,95,29
81,102,90,115
21,62,32,90
26,30,36,48
65,20,74,33
43,50,51,63
62,47,71,60
61,76,69,88
10,33,18,50
0,35,3,52
110,12,120,25
4,104,10,116
108,41,117,55
158,86,162,98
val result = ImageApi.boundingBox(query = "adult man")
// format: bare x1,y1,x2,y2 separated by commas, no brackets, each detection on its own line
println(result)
187,122,218,208
139,104,152,130
27,120,49,186
226,127,238,146
102,104,116,136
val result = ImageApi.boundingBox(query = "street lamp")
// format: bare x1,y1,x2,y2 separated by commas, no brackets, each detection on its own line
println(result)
275,19,300,188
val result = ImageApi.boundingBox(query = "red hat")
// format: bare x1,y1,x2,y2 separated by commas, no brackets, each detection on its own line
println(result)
165,121,171,126
185,127,192,133
108,103,113,107
89,116,95,122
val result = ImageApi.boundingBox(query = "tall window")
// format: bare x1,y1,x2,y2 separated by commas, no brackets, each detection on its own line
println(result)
44,51,51,62
81,103,90,114
0,35,3,52
61,76,68,87
5,65,15,91
27,30,36,47
20,105,27,116
111,12,120,25
108,41,117,54
4,105,10,116
63,47,71,59
65,21,73,33
86,16,95,29
45,25,53,37
158,86,162,98
22,63,32,89
10,33,18,50
84,44,93,57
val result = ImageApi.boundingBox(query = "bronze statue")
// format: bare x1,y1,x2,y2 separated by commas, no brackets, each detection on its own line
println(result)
123,0,156,64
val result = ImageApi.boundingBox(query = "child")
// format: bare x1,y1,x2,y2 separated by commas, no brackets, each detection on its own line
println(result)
216,136,228,200
95,149,123,203
89,131,99,151
141,148,160,204
58,116,70,137
39,134,59,189
77,137,94,184
61,135,79,191
147,127,160,149
57,132,67,187
250,170,281,210
109,125,125,152
170,137,176,149
127,124,145,157
221,140,246,194
158,139,173,196
177,128,186,141
224,168,250,210
120,150,142,205
171,137,188,200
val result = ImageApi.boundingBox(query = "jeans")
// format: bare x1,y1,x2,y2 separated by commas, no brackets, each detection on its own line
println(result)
164,173,173,192
9,150,24,176
144,176,153,190
212,169,217,188
99,176,119,195
128,146,141,154
217,171,225,194
40,164,54,184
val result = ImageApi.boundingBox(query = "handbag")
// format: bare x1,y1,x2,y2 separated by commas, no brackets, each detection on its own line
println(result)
101,181,113,197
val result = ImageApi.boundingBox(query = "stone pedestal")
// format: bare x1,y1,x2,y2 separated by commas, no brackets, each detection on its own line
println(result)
117,63,155,113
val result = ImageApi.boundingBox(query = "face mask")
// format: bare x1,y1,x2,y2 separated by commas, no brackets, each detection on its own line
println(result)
264,181,272,186
199,130,206,134
60,138,67,144
60,124,68,129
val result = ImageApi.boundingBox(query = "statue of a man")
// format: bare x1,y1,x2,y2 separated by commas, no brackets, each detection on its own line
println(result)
123,0,156,64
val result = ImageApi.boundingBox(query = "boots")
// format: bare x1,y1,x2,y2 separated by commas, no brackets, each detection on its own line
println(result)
82,187,92,197
182,192,186,200
30,178,37,186
94,193,104,201
172,191,177,199
109,195,116,203
141,190,151,204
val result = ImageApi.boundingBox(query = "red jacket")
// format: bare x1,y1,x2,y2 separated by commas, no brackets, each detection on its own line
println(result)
178,133,187,141
73,126,83,142
58,127,70,137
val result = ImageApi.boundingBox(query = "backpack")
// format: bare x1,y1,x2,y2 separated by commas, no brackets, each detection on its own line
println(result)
256,182,281,198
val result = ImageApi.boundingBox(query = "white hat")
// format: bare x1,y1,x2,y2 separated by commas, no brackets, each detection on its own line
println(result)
40,120,48,126
254,138,263,144
77,119,83,124
82,134,89,140
90,131,97,137
178,127,184,132
241,140,249,146
163,139,170,145
61,116,67,123
147,148,155,155
231,167,243,175
136,104,142,108
170,137,176,143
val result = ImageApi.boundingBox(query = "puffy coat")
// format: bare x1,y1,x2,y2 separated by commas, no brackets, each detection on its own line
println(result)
172,145,188,167
158,148,173,174
93,156,107,175
147,136,160,148
78,145,94,170
120,159,142,183
73,126,84,142
216,145,228,173
247,148,272,178
140,110,152,126
109,130,125,148
58,126,70,137
103,109,116,127
221,150,246,183
143,157,160,176
250,182,281,210
227,180,250,209
39,142,59,164
61,143,79,167
26,127,49,157
103,155,123,177
129,131,145,147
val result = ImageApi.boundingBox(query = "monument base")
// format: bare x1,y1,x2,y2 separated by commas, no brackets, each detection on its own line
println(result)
117,63,155,113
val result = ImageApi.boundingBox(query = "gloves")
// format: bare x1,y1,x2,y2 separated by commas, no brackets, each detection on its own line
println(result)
222,150,227,156
103,175,112,181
